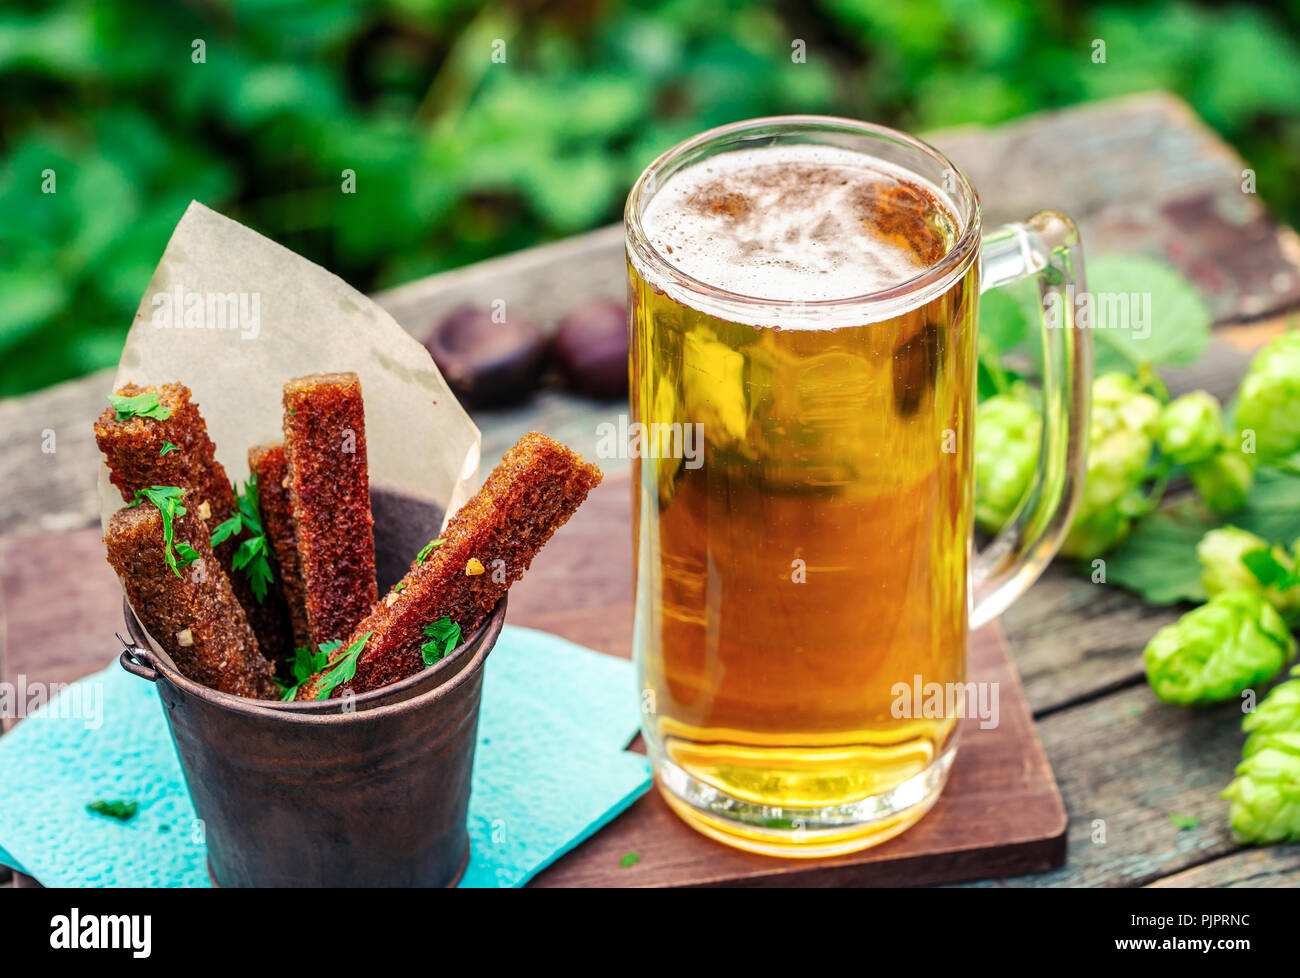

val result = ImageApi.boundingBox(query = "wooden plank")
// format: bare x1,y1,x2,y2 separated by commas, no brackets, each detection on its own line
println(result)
0,527,124,733
966,681,1259,887
1145,848,1300,888
0,368,112,538
1,471,1068,888
929,92,1300,323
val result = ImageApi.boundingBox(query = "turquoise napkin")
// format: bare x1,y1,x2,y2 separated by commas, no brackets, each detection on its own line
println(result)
0,625,649,887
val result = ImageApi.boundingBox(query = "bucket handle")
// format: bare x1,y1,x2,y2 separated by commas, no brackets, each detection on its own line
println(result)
117,633,158,683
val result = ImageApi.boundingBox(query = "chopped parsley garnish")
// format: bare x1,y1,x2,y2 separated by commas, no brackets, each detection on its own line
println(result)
87,800,138,821
107,391,171,422
416,538,446,565
279,639,343,701
1167,814,1199,831
210,474,275,601
130,485,193,577
393,581,407,592
159,441,179,456
620,852,640,868
421,617,461,665
311,632,373,700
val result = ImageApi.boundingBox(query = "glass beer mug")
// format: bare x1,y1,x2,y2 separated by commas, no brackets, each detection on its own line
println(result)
625,117,1091,856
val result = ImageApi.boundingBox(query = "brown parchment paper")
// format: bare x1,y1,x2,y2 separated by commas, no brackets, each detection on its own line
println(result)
97,201,480,533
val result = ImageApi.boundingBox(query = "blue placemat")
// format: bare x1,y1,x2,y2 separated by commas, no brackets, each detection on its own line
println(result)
0,625,649,887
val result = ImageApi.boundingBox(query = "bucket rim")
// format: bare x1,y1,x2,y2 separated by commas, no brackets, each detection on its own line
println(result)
121,595,506,725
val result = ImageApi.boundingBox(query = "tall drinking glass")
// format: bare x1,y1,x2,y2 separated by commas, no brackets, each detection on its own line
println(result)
626,117,1091,856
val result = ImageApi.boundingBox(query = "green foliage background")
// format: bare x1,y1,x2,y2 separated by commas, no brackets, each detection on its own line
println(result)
2,0,1298,395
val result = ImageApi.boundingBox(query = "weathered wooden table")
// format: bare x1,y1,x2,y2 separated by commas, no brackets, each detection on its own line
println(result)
3,92,1299,887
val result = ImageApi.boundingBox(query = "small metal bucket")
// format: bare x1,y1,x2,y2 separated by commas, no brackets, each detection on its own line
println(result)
116,488,504,887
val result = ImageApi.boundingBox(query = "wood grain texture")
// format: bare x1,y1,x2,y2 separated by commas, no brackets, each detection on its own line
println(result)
1145,848,1300,888
0,527,124,733
0,471,1068,887
929,92,1300,322
961,682,1262,888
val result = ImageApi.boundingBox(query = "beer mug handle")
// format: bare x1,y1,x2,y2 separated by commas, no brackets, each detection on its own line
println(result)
970,211,1092,629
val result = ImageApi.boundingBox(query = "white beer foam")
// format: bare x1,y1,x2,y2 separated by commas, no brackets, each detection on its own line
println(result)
637,144,960,326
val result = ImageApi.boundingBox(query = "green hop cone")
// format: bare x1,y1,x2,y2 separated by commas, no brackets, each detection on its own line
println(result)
973,390,1040,532
1197,526,1300,623
1059,373,1163,559
1234,331,1300,465
1187,449,1253,514
1221,732,1300,844
1243,670,1300,757
1197,526,1272,598
1142,588,1297,705
1156,391,1227,465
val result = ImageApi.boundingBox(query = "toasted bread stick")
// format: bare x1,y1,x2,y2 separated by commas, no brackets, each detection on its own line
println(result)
297,432,602,700
94,382,293,667
105,504,279,699
95,382,233,515
249,442,310,651
283,372,377,647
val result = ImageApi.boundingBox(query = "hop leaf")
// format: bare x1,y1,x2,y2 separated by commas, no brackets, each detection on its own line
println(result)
1143,589,1296,705
1234,332,1300,464
1222,732,1300,844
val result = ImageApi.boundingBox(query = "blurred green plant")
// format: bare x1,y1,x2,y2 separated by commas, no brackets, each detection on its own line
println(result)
2,0,1298,394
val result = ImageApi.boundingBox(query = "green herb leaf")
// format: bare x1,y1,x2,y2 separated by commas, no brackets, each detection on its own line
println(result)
392,581,407,592
314,632,372,700
620,851,640,868
107,392,171,422
209,512,243,547
1167,814,1199,830
281,640,343,700
87,800,138,821
130,485,189,577
209,476,275,601
174,541,201,569
421,617,461,665
159,441,179,456
416,538,446,565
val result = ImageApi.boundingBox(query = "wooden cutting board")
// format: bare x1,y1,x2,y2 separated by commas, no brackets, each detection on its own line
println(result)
0,469,1066,887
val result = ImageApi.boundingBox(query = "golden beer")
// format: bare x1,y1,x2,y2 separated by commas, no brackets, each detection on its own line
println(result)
627,119,1090,857
629,129,978,856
